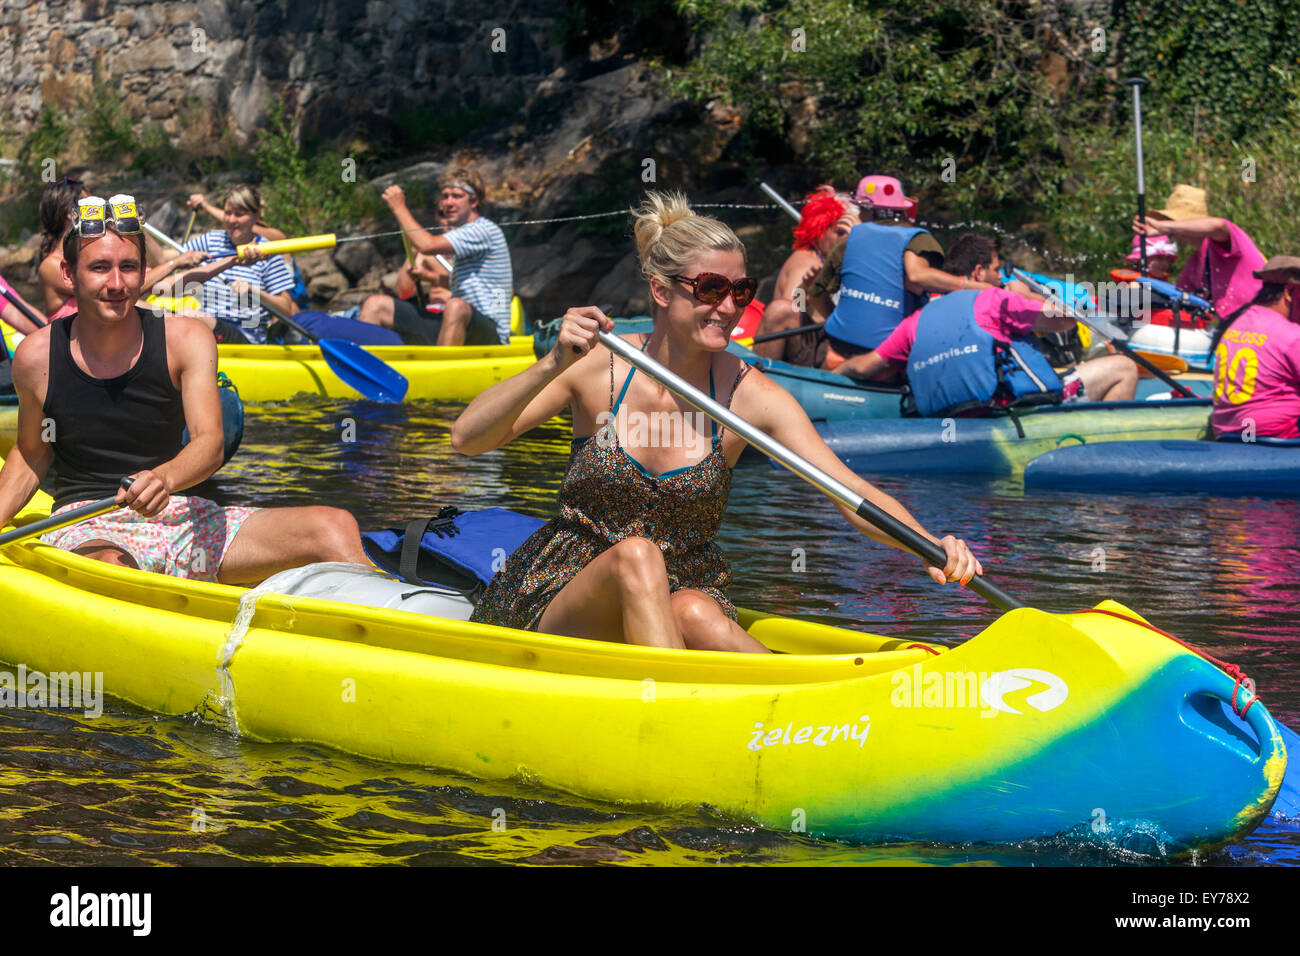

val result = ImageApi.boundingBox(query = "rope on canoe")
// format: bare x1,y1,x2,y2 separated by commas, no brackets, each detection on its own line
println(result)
1075,607,1260,718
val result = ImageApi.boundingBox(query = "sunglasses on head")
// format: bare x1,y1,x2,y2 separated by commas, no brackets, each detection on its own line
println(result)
73,194,143,239
669,272,758,308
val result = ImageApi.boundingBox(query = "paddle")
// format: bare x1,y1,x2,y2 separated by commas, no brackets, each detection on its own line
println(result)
750,321,822,345
143,222,409,403
759,182,802,222
597,330,1023,612
0,478,133,548
1125,77,1150,277
1,286,46,327
1012,269,1198,399
182,208,197,242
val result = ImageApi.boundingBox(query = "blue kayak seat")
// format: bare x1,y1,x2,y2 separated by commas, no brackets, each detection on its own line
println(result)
362,506,546,601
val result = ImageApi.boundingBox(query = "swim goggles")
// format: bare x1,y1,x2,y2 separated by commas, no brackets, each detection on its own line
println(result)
670,272,758,308
72,195,144,238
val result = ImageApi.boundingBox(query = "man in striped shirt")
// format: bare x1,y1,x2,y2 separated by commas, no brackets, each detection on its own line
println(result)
358,167,513,345
170,185,295,343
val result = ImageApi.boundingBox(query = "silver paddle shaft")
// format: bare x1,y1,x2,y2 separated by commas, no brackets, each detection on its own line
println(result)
0,478,133,548
1130,83,1146,196
598,331,1024,612
760,182,801,222
600,331,861,511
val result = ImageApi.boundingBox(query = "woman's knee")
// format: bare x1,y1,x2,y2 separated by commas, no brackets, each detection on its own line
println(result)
674,592,745,651
608,536,668,592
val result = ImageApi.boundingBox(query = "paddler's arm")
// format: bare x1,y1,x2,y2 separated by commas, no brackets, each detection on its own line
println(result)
452,306,613,455
1133,215,1231,247
904,251,994,295
119,317,225,518
0,290,44,335
0,332,55,528
143,249,210,295
381,186,455,258
743,372,983,586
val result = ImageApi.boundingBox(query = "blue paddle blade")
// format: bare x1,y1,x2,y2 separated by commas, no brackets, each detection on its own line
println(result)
1136,275,1213,311
318,338,409,403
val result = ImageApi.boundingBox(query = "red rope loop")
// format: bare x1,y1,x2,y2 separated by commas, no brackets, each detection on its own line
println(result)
1075,608,1259,718
906,642,943,656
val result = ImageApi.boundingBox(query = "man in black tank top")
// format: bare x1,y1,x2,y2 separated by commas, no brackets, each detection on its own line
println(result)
0,201,370,584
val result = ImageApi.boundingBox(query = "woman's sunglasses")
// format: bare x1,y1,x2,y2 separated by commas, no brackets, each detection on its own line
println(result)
670,272,758,308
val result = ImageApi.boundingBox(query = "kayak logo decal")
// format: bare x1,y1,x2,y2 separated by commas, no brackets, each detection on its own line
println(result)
979,669,1069,715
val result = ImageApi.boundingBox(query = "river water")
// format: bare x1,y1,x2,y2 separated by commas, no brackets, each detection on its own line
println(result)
1,398,1296,867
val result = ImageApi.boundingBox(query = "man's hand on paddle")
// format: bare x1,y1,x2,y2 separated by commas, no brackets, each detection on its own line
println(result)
553,306,615,369
926,535,983,587
118,470,171,518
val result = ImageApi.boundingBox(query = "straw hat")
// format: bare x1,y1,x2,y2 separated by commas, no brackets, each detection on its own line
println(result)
1148,184,1208,222
1253,256,1300,285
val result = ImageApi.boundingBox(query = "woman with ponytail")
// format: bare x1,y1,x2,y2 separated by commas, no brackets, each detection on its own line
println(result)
453,191,981,652
1208,256,1300,440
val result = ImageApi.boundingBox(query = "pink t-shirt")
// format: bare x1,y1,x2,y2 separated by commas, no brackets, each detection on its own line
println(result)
875,287,1043,367
1211,304,1300,439
1176,220,1265,318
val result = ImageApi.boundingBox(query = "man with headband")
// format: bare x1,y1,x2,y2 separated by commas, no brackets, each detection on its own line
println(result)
358,166,513,346
0,195,371,583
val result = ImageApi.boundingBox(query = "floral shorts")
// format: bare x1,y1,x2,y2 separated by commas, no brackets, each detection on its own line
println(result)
42,496,259,582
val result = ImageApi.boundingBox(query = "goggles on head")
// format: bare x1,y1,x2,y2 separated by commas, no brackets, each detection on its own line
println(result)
73,194,143,239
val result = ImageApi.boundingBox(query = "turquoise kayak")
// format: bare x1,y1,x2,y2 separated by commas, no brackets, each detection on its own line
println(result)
1025,438,1300,496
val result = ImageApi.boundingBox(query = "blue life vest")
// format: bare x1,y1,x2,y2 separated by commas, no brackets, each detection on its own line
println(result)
362,506,545,601
906,290,1064,417
824,223,929,349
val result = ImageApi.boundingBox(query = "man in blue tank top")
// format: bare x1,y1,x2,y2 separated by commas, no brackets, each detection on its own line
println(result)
833,234,1138,413
807,176,998,370
0,196,372,584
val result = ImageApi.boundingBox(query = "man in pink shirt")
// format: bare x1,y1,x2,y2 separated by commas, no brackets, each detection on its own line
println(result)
1132,184,1266,319
1210,256,1300,439
835,235,1138,411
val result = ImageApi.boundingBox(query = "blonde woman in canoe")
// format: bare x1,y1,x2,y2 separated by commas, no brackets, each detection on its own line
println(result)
452,191,982,653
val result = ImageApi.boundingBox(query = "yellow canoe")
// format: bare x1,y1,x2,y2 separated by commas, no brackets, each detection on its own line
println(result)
0,484,1284,853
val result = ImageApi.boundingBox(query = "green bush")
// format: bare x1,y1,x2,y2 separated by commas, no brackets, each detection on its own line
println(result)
82,76,137,162
1045,71,1300,277
16,106,71,182
252,108,383,236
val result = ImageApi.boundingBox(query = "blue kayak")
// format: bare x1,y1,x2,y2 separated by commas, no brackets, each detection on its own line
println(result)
796,399,1212,476
1024,438,1300,495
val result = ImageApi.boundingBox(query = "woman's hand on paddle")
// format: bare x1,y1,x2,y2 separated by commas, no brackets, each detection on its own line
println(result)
553,306,614,369
118,470,170,518
236,245,264,265
925,535,983,587
187,193,206,210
